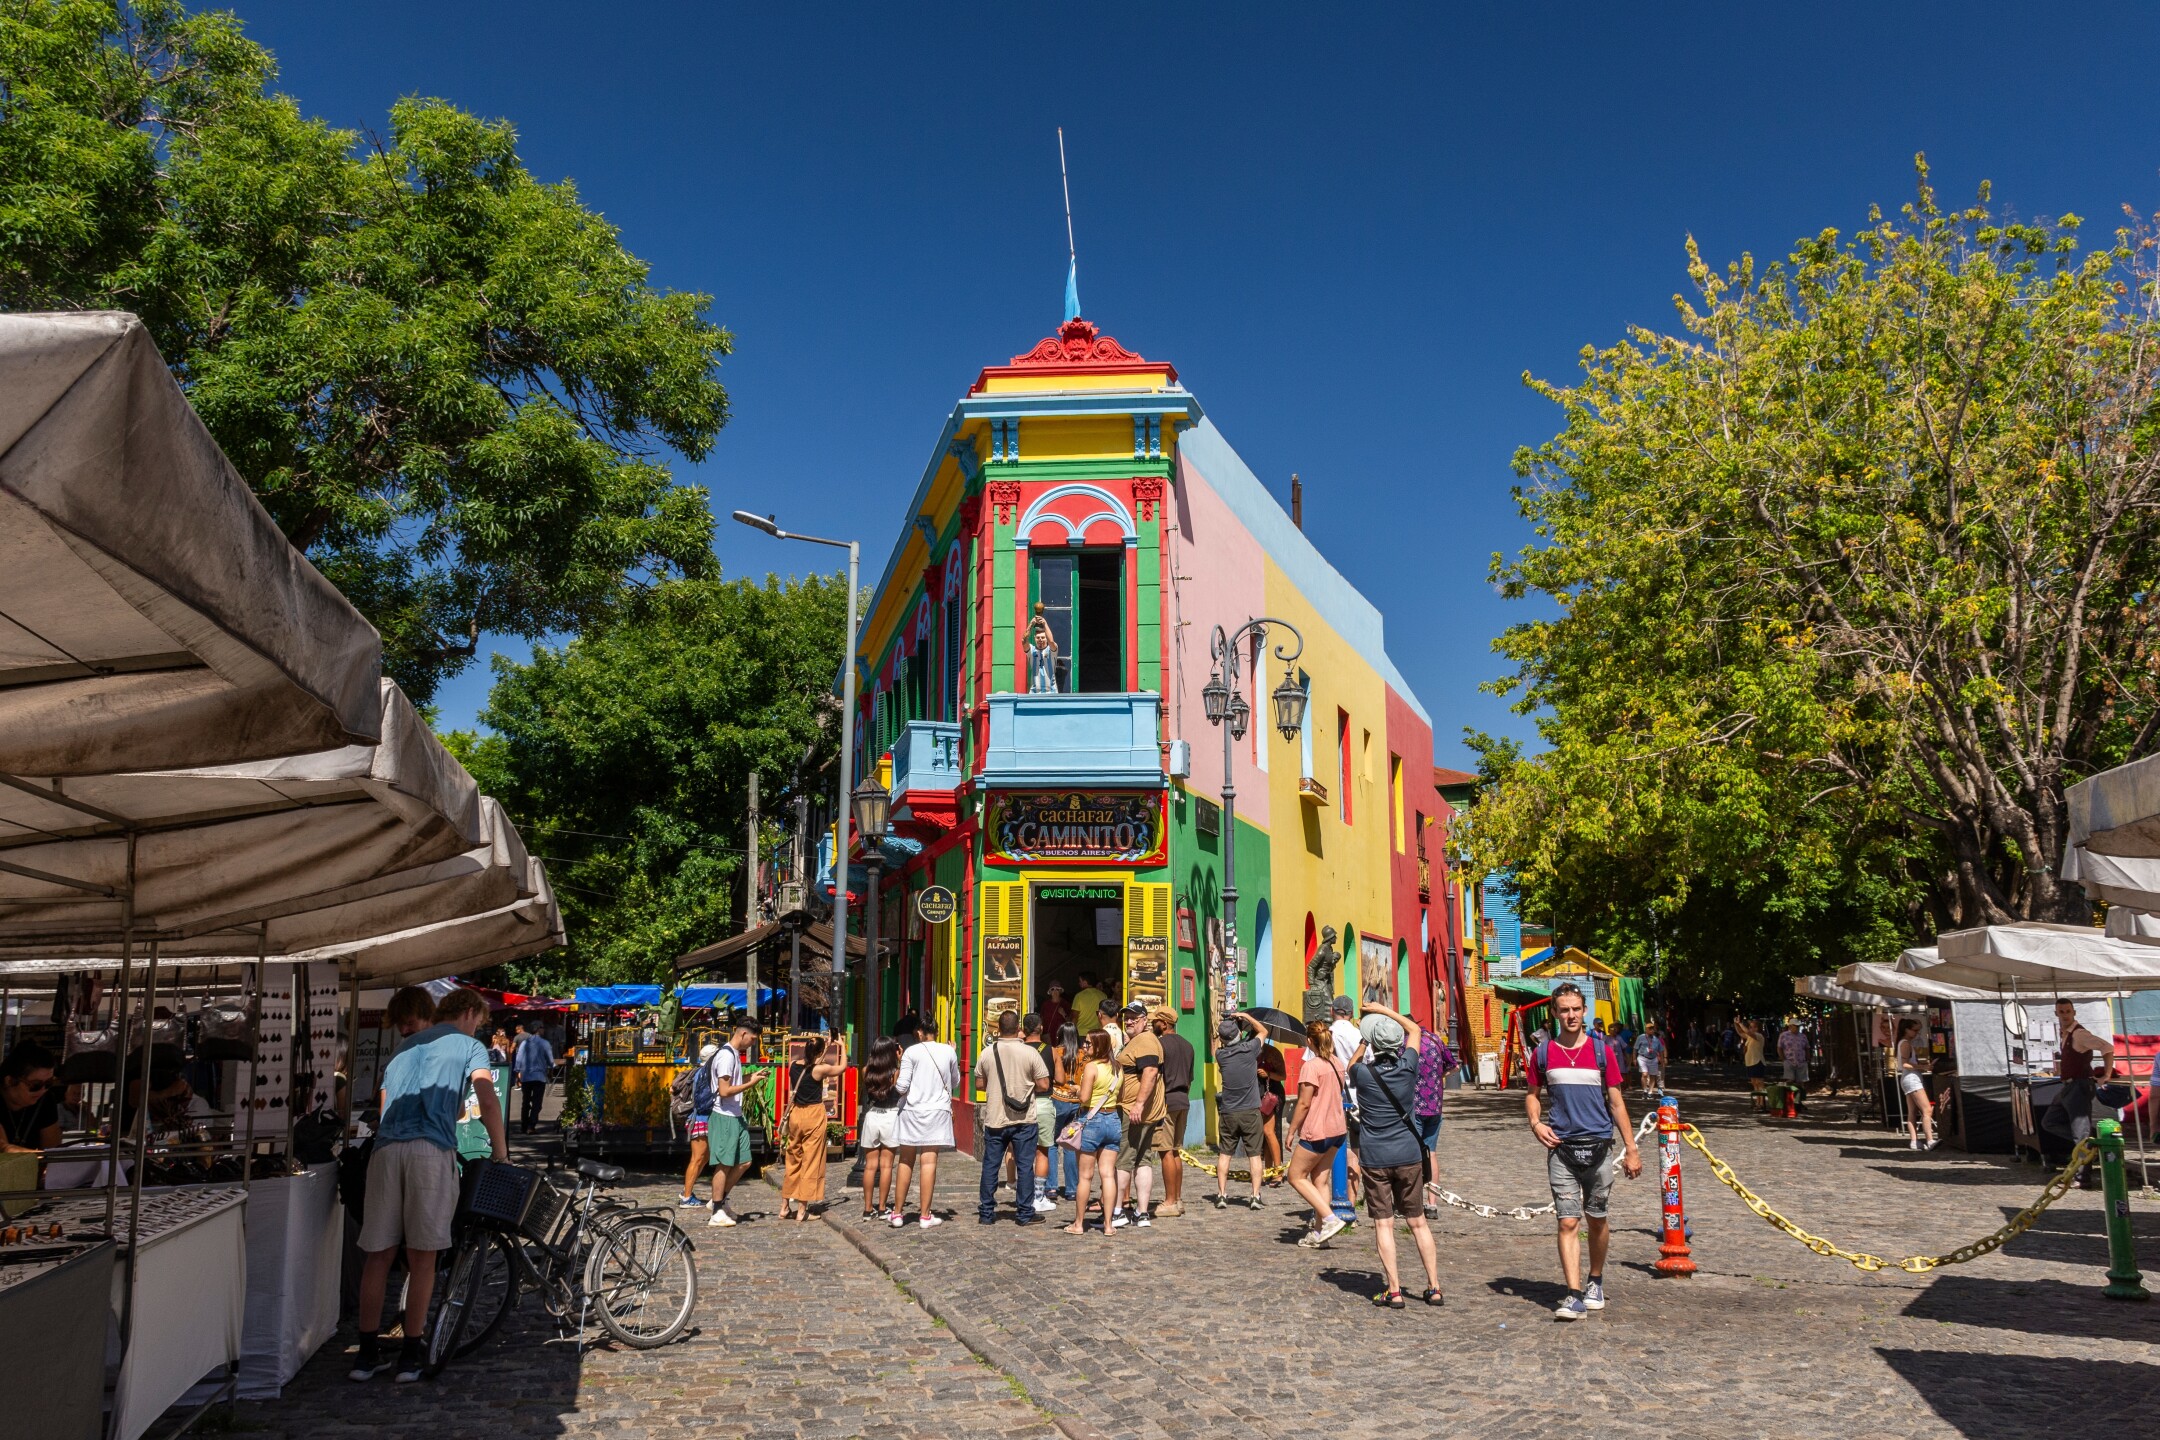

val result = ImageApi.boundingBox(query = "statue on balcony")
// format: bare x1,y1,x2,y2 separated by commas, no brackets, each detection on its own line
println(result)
1302,926,1341,1025
1026,604,1060,694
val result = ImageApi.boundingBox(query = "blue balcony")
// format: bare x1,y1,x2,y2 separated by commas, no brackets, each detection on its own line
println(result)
980,692,1165,789
887,720,963,801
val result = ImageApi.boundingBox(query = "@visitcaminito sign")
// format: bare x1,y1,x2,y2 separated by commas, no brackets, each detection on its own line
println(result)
986,790,1167,867
914,886,956,925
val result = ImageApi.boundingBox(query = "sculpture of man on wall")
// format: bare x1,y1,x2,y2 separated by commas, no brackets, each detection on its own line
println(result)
1302,926,1341,1025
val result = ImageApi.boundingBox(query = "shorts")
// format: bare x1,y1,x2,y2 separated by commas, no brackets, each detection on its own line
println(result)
1116,1116,1171,1171
1413,1112,1442,1152
1165,1094,1190,1145
1898,1071,1926,1097
357,1139,460,1253
1361,1161,1424,1220
708,1113,752,1168
1216,1107,1265,1158
1745,1062,1768,1080
859,1106,899,1150
1078,1112,1122,1154
1297,1134,1345,1156
686,1116,708,1141
1546,1139,1616,1220
1783,1062,1810,1085
1034,1096,1058,1148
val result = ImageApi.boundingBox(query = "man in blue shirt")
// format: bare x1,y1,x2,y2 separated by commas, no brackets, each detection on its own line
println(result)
511,1022,556,1135
352,985,505,1384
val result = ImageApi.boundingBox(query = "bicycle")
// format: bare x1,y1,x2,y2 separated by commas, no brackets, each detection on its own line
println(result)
425,1157,699,1374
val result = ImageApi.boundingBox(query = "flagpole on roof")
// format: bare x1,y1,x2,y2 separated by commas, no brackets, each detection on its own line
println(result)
1059,127,1080,323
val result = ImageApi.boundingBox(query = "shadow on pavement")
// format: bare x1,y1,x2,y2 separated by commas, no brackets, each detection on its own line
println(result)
1876,1349,2160,1433
1314,1265,1384,1297
1901,1274,2160,1342
1994,1205,2160,1266
1865,1164,2034,1186
1486,1274,1569,1310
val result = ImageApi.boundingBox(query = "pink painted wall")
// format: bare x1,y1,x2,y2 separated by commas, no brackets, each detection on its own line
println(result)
1169,450,1270,828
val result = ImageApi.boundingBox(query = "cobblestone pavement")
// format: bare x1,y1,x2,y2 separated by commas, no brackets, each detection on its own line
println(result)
787,1086,2158,1440
226,1164,1061,1440
215,1084,2157,1440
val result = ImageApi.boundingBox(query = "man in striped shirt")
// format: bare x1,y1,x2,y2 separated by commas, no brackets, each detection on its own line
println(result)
1525,983,1642,1321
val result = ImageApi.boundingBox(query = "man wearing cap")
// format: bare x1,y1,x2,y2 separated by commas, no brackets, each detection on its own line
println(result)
1112,1002,1170,1227
1150,1007,1195,1217
1353,1002,1443,1308
1211,1012,1269,1210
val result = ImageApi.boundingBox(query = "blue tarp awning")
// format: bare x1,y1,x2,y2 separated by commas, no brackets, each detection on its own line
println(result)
573,984,780,1010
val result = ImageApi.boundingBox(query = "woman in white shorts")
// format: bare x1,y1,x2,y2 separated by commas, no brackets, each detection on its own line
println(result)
857,1036,902,1221
1894,1018,1935,1150
893,1033,960,1228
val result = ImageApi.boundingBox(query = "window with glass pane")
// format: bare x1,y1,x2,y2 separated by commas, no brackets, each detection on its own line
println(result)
1030,549,1124,693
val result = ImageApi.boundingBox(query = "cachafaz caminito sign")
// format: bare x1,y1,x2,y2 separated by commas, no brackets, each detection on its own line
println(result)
985,791,1166,866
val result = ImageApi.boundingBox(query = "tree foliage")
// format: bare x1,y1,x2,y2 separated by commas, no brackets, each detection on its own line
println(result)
452,575,849,993
1473,162,2160,990
1,0,727,699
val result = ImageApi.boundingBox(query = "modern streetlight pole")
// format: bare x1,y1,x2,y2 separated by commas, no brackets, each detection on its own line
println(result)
1200,618,1309,1004
734,510,860,1056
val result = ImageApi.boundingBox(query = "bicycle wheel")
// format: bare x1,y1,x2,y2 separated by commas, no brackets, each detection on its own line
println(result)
583,1215,698,1348
432,1229,521,1359
424,1234,489,1376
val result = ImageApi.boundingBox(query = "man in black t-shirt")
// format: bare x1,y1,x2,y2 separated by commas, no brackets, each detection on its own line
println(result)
1211,1013,1268,1209
1150,1009,1195,1217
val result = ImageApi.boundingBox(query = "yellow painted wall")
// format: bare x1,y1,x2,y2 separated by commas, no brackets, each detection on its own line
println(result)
1257,555,1397,1010
978,371,1176,394
1017,415,1136,462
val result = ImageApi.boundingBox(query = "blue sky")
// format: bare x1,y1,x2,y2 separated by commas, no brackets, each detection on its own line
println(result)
236,2,2160,765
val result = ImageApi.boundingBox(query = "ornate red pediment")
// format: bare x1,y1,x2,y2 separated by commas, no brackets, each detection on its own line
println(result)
1009,318,1148,368
972,318,1177,392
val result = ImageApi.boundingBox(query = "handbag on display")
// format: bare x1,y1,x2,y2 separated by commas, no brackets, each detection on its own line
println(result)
60,1020,185,1084
194,1000,258,1062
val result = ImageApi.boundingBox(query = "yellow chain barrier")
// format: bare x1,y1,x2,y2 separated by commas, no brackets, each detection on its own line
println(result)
1180,1146,1286,1182
1678,1124,2096,1274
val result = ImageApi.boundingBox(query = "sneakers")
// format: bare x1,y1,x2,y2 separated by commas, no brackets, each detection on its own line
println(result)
1136,1213,1153,1228
347,1336,390,1382
1032,1195,1058,1214
676,1194,706,1209
918,1215,943,1230
889,1211,906,1228
1154,1202,1182,1218
1211,1194,1229,1211
1111,1209,1133,1229
706,1207,737,1228
1247,1195,1264,1212
1554,1294,1589,1322
1582,1279,1606,1311
1313,1216,1347,1246
393,1341,428,1383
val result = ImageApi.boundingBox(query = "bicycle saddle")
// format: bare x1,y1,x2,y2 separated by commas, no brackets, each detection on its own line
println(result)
576,1158,626,1182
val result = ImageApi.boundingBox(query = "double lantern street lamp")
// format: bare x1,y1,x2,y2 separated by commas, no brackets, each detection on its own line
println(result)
733,509,863,1056
851,774,891,1049
1200,619,1308,1004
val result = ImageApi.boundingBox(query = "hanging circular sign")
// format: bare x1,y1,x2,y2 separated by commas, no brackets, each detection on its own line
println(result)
914,886,956,925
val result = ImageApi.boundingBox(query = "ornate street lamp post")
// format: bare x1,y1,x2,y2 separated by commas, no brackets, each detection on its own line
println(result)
1201,618,1307,1005
852,775,891,1053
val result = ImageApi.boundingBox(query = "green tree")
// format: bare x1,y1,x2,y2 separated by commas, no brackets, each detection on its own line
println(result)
1473,163,2160,987
457,575,848,992
1,0,727,700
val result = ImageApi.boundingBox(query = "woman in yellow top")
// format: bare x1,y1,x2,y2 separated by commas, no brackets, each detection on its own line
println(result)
1737,1018,1768,1110
1062,1031,1124,1237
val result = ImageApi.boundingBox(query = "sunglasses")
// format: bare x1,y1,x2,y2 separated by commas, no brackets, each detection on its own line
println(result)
17,1078,51,1094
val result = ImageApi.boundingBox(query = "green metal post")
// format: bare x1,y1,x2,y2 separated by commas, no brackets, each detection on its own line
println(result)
2097,1120,2149,1301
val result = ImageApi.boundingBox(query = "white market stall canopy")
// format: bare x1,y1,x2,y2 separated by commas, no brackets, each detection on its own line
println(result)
0,679,481,946
0,312,381,774
2105,908,2160,943
1794,973,1920,1009
1936,922,2160,992
2,796,533,961
2062,846,2160,915
1837,961,2009,1005
2067,752,2160,859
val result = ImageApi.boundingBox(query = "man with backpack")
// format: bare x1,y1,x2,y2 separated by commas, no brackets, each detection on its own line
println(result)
1524,982,1641,1321
673,1042,719,1208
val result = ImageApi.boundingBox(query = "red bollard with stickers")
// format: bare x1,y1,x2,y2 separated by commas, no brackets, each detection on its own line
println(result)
1653,1095,1697,1276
